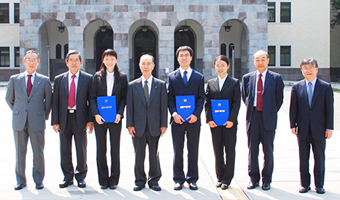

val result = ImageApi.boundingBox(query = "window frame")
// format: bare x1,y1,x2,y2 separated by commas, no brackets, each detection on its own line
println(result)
0,3,10,23
268,46,276,66
280,2,291,23
268,2,276,23
0,47,10,67
14,3,19,24
280,46,291,66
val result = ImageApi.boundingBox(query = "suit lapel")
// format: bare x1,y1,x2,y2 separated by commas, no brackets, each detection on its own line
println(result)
263,71,273,93
28,74,42,99
18,73,28,98
136,77,147,107
212,77,219,93
186,70,197,87
310,79,321,109
175,69,185,86
148,78,159,106
220,76,232,93
249,72,256,99
77,71,84,99
300,81,309,109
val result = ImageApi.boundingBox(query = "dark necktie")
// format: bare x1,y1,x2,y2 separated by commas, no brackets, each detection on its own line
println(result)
183,71,188,85
144,80,149,103
256,74,263,111
27,74,32,97
308,82,312,107
68,74,76,108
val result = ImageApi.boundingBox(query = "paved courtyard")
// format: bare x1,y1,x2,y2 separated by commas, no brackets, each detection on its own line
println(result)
0,85,339,200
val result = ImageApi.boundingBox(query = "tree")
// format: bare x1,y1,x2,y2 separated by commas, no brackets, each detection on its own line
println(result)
331,0,340,28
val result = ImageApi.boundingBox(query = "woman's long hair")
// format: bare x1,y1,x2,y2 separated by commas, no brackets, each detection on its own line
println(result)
97,49,122,83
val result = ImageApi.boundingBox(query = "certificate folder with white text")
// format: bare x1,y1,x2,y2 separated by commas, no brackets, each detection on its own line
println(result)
176,95,195,121
97,96,116,123
211,99,229,126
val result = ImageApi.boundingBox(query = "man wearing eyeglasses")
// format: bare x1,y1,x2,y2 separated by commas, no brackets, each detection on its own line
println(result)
6,50,52,190
51,50,93,188
167,46,205,190
241,50,284,191
289,58,333,194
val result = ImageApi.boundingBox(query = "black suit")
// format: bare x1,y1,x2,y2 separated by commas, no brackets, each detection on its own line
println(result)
205,76,241,185
126,77,168,187
289,78,333,188
241,70,284,184
90,72,128,186
168,68,205,184
52,70,92,182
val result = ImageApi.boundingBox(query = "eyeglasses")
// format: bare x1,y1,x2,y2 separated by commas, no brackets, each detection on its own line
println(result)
68,59,81,63
178,54,191,58
302,67,316,72
26,59,38,63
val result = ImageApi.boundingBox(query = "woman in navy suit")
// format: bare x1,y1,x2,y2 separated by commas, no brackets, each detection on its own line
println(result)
205,55,241,190
90,49,128,189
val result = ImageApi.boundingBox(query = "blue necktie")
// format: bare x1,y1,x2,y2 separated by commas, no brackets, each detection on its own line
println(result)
308,82,312,107
183,71,188,85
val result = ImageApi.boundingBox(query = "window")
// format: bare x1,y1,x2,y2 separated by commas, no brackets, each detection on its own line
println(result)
220,43,226,56
0,3,9,23
280,2,291,22
64,44,68,59
268,46,276,66
268,2,275,22
56,44,61,59
0,47,10,67
280,46,291,66
15,47,20,67
14,3,19,23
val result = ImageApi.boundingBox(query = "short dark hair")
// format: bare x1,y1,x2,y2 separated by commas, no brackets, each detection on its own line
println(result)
214,55,230,65
300,58,318,69
65,50,82,62
176,46,194,58
24,50,40,60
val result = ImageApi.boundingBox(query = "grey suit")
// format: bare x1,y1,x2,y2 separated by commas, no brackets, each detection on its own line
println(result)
126,77,168,186
6,72,52,185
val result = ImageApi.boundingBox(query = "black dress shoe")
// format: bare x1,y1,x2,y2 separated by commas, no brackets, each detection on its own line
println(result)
189,182,198,190
78,181,86,188
150,184,161,191
59,180,73,188
299,186,310,193
109,184,117,189
221,184,229,190
100,185,108,189
315,187,325,194
174,183,183,190
14,183,26,190
133,185,145,191
262,183,271,190
247,181,259,189
36,183,44,189
216,182,222,188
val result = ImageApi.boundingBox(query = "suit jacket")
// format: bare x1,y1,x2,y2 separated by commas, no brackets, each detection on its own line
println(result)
90,72,128,118
205,76,241,124
289,78,334,140
168,69,205,125
242,70,284,131
126,77,168,137
51,70,92,133
6,72,52,132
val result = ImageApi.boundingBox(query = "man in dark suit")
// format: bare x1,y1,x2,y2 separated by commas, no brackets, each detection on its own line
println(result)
241,50,284,190
6,50,52,190
289,58,333,194
52,50,93,188
168,46,205,190
126,54,168,191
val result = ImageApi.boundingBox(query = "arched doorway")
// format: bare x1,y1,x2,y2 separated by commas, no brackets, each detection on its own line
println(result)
133,28,157,80
95,29,113,72
174,28,195,70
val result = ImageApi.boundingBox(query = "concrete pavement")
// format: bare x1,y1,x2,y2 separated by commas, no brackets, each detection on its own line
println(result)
0,86,339,200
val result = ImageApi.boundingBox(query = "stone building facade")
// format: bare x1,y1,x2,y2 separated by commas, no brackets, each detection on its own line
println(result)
19,0,268,81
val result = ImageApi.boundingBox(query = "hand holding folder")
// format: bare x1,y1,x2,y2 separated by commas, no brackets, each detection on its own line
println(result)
97,96,117,123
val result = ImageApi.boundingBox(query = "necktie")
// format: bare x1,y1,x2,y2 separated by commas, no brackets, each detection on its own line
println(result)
27,74,32,97
183,71,188,85
68,74,76,108
308,82,312,107
144,80,149,103
256,74,263,111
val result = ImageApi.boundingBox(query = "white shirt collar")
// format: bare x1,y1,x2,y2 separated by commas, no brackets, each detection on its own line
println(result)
68,70,80,79
24,70,36,77
142,75,153,85
256,69,267,78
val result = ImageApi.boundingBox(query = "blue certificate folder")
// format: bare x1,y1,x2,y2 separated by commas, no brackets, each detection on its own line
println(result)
176,95,195,121
211,99,229,126
97,96,117,123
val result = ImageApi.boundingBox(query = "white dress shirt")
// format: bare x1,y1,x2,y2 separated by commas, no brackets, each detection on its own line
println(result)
68,70,80,109
218,74,228,91
253,69,267,107
142,75,153,96
24,70,36,87
179,66,193,81
106,70,114,96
